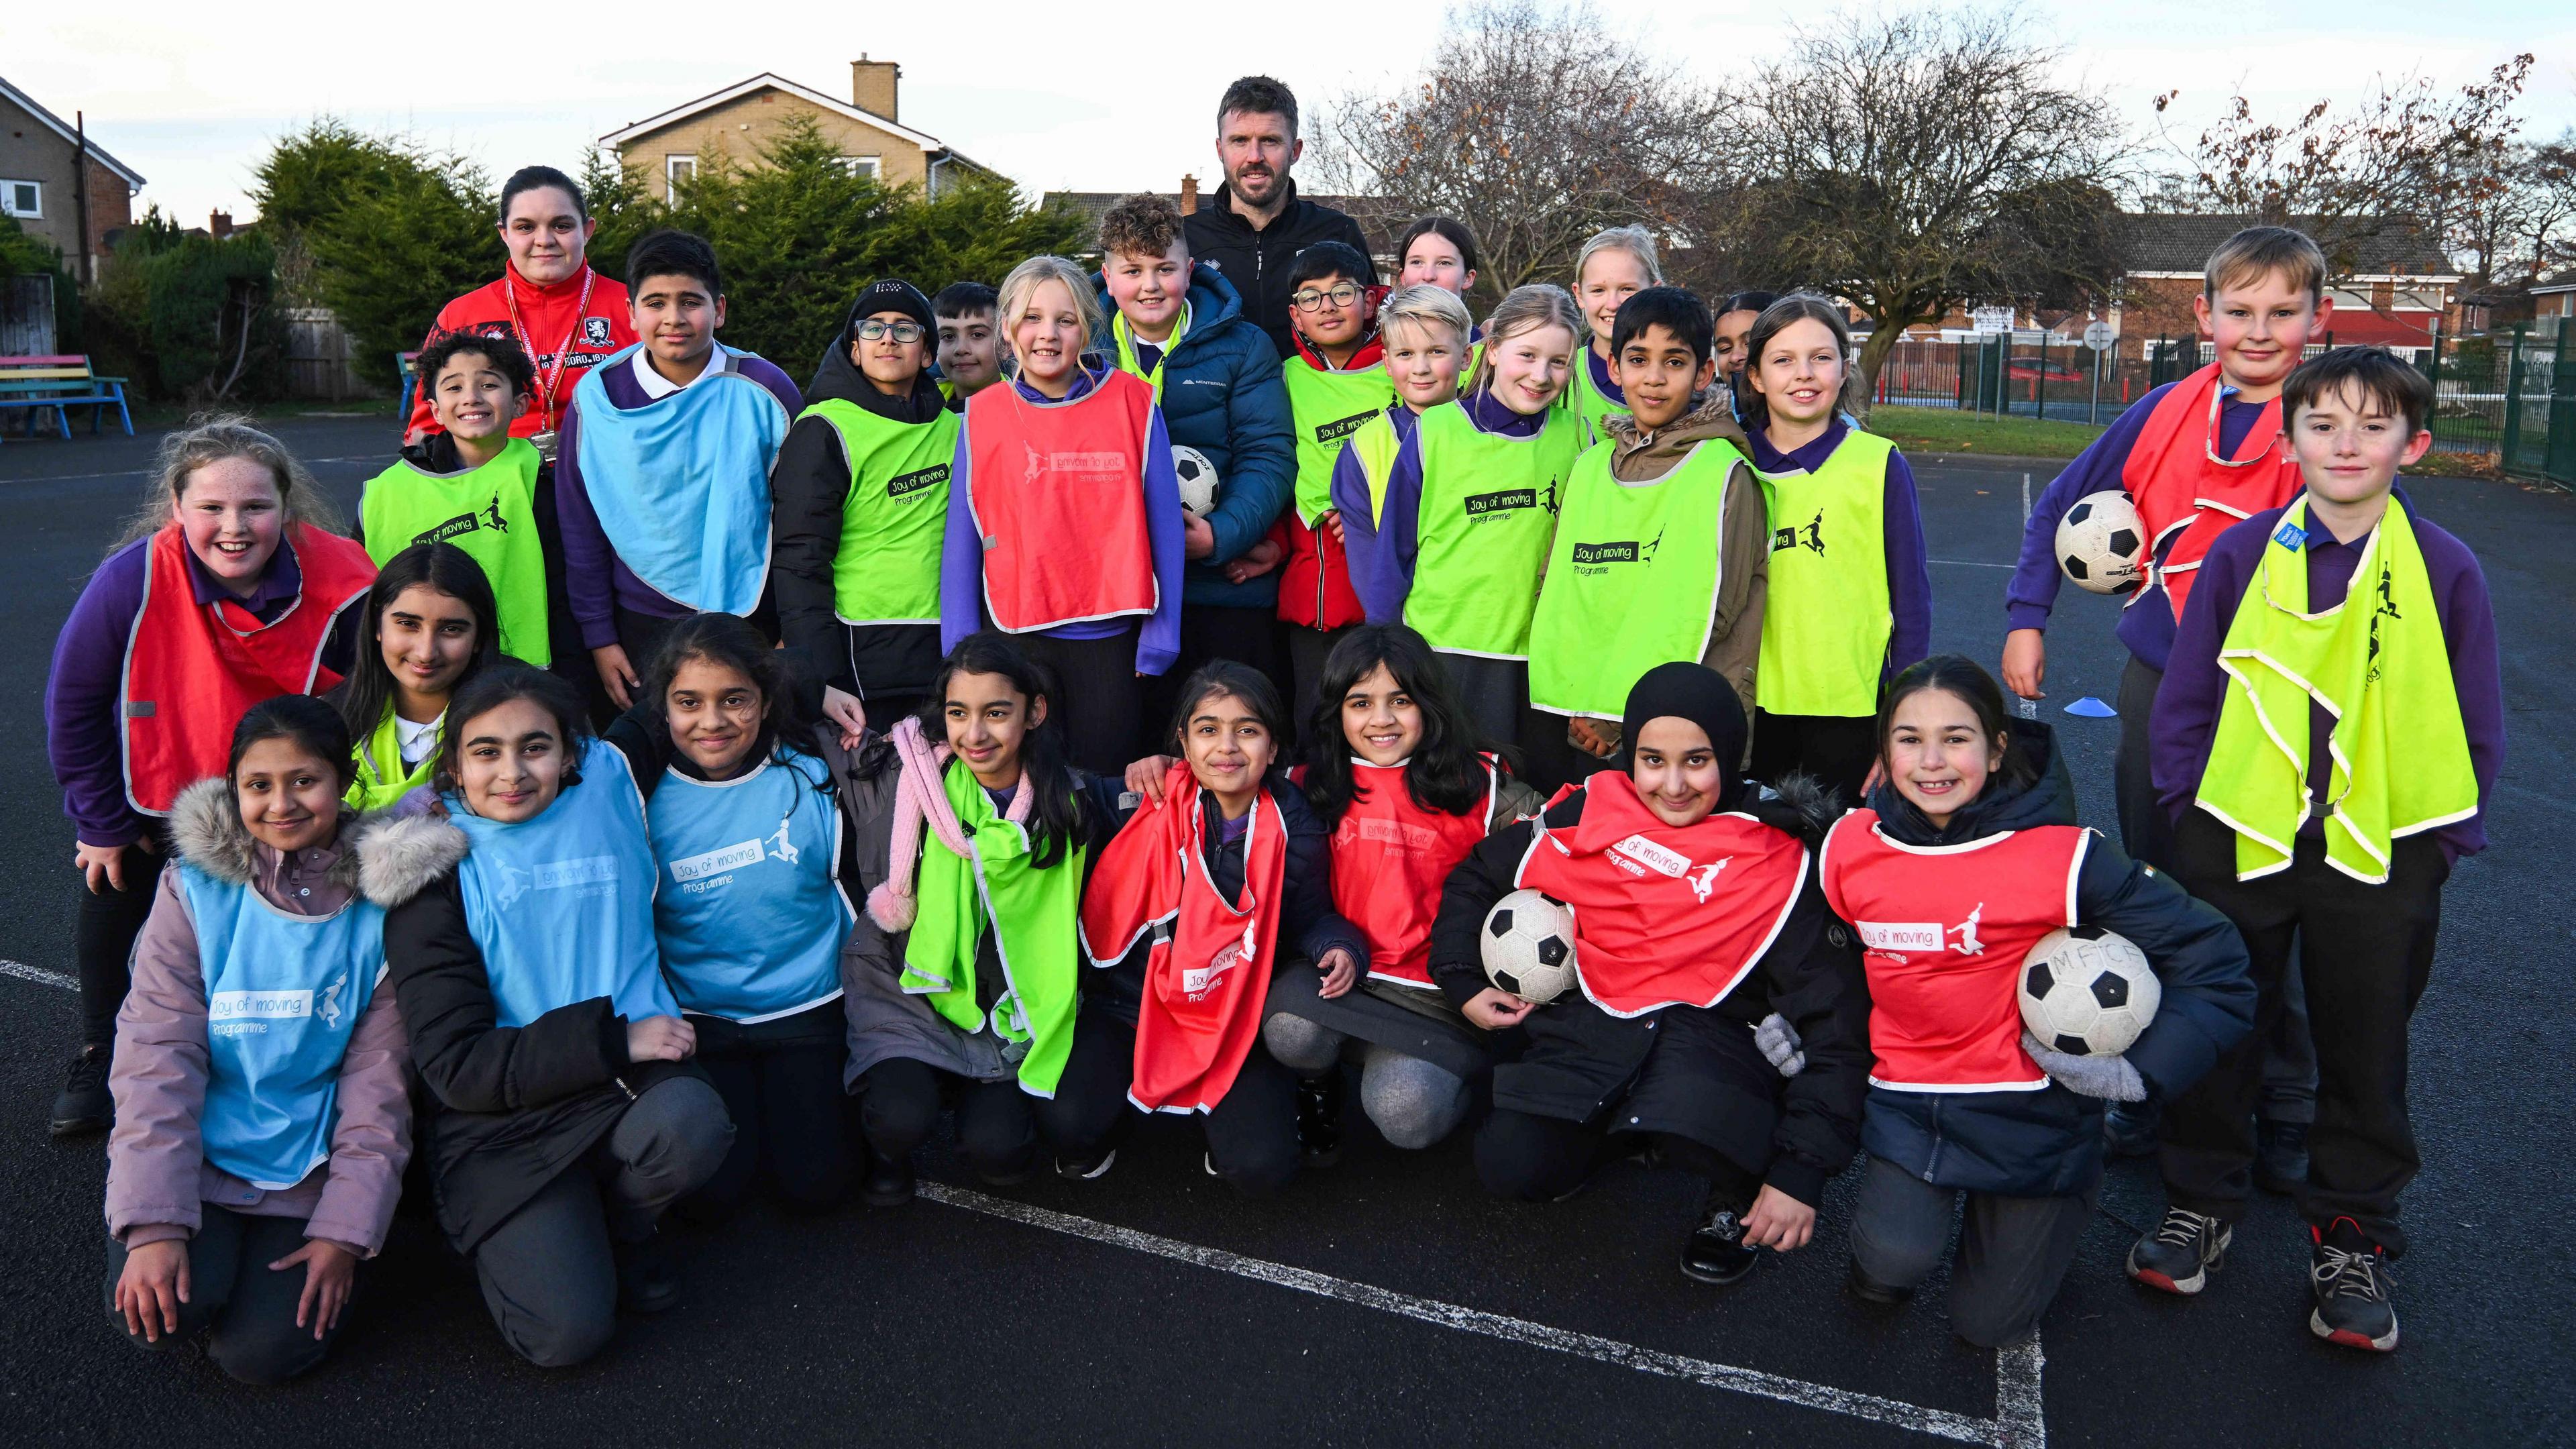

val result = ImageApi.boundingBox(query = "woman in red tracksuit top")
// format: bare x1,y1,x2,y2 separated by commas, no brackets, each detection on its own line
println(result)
1817,654,2251,1347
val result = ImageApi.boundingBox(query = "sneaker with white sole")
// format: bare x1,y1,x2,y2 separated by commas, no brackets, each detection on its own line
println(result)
2308,1218,2400,1352
2129,1207,2232,1294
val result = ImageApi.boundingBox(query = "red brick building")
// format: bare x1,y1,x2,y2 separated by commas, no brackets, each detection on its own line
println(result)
0,73,144,282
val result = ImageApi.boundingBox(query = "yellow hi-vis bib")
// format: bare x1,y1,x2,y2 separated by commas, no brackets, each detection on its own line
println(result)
1528,438,1743,718
1283,358,1398,525
1755,429,1896,717
1404,399,1582,660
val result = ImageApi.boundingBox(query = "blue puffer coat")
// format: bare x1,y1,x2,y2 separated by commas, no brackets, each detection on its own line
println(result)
1091,264,1295,608
1856,720,2253,1197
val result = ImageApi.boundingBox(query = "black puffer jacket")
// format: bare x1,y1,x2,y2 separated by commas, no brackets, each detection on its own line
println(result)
1855,720,2253,1196
1428,777,1870,1205
1183,180,1377,362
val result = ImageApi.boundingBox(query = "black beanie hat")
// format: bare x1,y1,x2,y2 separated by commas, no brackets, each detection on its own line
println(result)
1620,661,1750,810
850,278,935,339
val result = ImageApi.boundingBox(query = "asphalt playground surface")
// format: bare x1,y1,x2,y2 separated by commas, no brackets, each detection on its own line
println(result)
1,413,2569,1446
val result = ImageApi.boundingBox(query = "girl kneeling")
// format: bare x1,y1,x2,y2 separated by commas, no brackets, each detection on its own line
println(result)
363,666,733,1368
1819,655,2251,1346
1432,663,1867,1285
106,698,409,1384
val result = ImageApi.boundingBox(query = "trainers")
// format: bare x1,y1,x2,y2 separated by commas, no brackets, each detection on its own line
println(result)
2256,1119,2311,1195
2128,1207,2232,1295
859,1150,915,1208
1295,1073,1344,1167
2102,1098,2159,1158
612,1233,681,1315
1055,1148,1117,1181
50,1044,113,1138
1678,1195,1761,1287
2309,1219,2400,1352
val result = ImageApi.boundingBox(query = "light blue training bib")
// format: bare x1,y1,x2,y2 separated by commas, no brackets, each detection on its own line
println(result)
649,747,852,1022
570,343,789,615
181,865,386,1190
449,739,679,1029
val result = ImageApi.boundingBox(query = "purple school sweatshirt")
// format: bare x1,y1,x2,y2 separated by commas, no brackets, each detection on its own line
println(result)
936,365,1185,677
47,536,361,849
552,345,805,649
1341,390,1544,624
2003,382,2273,674
2150,492,2502,863
1745,419,1935,683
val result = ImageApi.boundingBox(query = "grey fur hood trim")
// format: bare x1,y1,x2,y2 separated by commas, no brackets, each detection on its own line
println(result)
168,775,368,892
357,812,471,908
1754,771,1843,841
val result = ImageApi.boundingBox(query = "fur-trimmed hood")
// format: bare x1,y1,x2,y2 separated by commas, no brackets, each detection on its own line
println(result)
1598,386,1753,478
168,776,367,892
356,811,470,909
1746,771,1841,846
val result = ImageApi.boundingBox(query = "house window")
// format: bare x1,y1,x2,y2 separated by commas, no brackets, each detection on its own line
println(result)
665,155,696,200
1,180,40,219
841,156,881,179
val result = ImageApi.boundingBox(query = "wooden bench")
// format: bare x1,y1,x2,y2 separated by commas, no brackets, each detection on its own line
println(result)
0,355,133,440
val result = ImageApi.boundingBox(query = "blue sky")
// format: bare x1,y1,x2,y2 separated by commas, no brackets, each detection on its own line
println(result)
9,0,2573,226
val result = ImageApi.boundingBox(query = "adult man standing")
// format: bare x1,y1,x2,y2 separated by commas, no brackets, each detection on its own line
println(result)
1185,76,1378,362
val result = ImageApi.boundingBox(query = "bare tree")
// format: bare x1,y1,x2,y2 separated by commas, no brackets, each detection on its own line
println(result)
1313,1,1723,307
1707,9,2129,400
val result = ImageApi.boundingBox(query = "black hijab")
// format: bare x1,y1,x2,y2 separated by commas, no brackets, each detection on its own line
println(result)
1621,661,1751,812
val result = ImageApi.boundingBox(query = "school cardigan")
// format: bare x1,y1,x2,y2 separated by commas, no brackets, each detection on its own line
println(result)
48,537,364,849
551,343,806,649
1744,418,1934,689
2002,382,2271,673
2151,494,2503,865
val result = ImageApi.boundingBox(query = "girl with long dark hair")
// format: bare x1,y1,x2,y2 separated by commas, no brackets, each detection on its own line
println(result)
329,542,504,812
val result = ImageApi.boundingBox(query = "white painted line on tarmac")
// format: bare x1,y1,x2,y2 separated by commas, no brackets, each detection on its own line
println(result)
922,1183,2047,1446
1,959,78,990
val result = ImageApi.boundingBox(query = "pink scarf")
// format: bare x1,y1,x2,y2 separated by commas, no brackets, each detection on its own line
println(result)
865,714,1034,930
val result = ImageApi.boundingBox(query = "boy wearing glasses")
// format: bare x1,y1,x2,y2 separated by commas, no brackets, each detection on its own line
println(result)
1091,192,1298,735
773,278,961,735
1272,241,1394,740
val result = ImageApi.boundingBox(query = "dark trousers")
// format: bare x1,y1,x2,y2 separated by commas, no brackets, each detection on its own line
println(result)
471,1076,733,1368
1015,625,1144,777
1473,1108,1764,1206
1144,605,1291,756
2159,812,2447,1253
1283,623,1354,754
854,1058,1039,1183
74,830,169,1046
1749,708,1877,808
679,1037,853,1219
2114,657,2176,869
1038,1011,1301,1198
614,606,687,682
1847,1155,2096,1348
105,1208,342,1385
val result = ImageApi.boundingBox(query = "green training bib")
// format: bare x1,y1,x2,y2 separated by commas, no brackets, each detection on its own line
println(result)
344,704,438,814
804,398,961,626
1754,429,1896,717
1348,409,1407,525
358,437,551,666
1283,358,1398,526
1561,350,1631,442
1405,399,1582,659
1528,437,1743,718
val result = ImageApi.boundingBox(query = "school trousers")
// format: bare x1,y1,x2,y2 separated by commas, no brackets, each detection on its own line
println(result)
2159,812,2447,1254
1282,623,1354,755
470,1075,733,1368
1474,1110,1764,1207
853,1057,1040,1183
1748,708,1876,809
1014,625,1144,777
1847,1155,2096,1348
1039,1009,1303,1198
73,827,170,1047
104,1208,345,1385
677,1013,853,1220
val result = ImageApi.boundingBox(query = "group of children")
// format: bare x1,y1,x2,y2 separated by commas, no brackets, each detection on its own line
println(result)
50,179,2499,1381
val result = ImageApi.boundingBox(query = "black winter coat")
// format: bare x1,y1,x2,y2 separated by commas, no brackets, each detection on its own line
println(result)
1183,181,1378,362
1855,720,2254,1197
1428,779,1870,1205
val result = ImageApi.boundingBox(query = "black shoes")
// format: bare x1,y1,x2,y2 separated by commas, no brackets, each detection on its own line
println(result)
861,1150,916,1207
2256,1118,2311,1195
1846,1264,1913,1306
613,1233,681,1315
50,1044,113,1138
2309,1219,2400,1352
2127,1207,2233,1295
1678,1195,1760,1287
2101,1097,2159,1158
1296,1073,1344,1167
1055,1148,1117,1181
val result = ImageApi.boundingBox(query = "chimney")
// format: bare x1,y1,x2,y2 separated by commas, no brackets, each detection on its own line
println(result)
1180,173,1199,215
851,54,900,121
209,210,233,238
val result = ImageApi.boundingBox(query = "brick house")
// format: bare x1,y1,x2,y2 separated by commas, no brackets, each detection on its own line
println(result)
0,73,144,282
602,58,996,202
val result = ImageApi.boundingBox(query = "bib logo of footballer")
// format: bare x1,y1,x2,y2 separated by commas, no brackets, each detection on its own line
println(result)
1945,904,1986,956
2366,563,2401,682
412,495,510,547
1688,859,1729,902
1772,511,1827,555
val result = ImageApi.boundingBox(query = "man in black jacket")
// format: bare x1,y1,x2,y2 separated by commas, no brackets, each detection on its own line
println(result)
1184,75,1378,361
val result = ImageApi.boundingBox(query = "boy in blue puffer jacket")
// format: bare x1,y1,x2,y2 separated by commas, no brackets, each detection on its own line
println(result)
1091,193,1297,743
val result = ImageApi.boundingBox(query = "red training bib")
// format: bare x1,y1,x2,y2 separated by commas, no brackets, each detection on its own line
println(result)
2121,364,2302,622
964,370,1159,634
1330,757,1498,989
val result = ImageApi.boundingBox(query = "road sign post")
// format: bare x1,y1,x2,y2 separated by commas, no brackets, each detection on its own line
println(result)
2083,321,2115,426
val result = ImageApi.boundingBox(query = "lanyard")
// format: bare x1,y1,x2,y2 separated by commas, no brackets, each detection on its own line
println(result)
1112,305,1189,405
2203,380,2283,470
502,264,598,433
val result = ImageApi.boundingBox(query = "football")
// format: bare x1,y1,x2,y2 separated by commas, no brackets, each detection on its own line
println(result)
2019,924,2161,1057
1481,889,1578,1005
1173,445,1219,518
2054,490,2147,596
